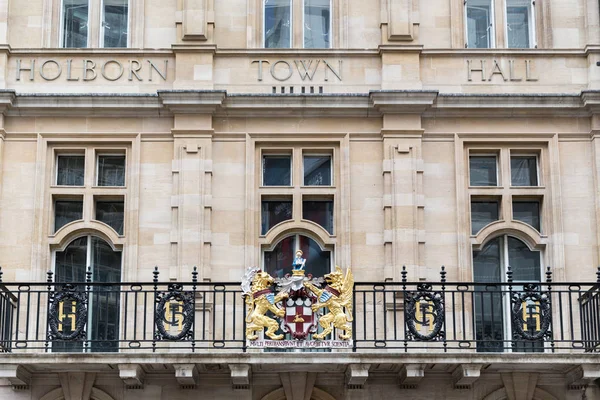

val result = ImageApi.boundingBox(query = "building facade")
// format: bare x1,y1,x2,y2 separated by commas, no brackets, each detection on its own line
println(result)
1,0,600,399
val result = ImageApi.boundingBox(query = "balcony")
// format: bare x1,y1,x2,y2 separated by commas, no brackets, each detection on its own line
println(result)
0,266,598,354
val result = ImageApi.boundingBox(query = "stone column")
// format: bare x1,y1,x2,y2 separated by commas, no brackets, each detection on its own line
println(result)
170,114,214,280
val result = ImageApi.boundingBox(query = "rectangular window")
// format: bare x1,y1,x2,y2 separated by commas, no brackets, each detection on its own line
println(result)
466,0,493,48
513,200,540,232
304,0,330,48
471,200,499,234
62,0,89,48
510,155,537,186
264,0,292,48
303,155,331,186
506,0,533,48
97,155,126,186
261,199,293,234
101,0,129,48
303,199,333,234
263,155,292,186
95,200,124,235
469,155,498,186
54,200,83,232
57,155,85,186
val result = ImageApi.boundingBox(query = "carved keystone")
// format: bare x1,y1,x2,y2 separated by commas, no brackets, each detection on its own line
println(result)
398,364,425,389
59,372,96,400
452,364,483,389
229,364,251,390
0,365,31,390
345,364,370,389
175,364,199,389
118,364,145,389
567,365,600,390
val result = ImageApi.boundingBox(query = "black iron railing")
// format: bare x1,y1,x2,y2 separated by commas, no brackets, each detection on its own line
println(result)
0,266,599,353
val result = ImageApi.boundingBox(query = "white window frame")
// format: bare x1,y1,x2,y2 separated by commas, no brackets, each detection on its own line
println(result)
302,152,333,187
509,153,539,187
302,0,332,49
468,153,500,187
503,0,536,49
464,0,496,48
99,0,131,48
95,152,127,187
263,0,293,48
59,0,92,48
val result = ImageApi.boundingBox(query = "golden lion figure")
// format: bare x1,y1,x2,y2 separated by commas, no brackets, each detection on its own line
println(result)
304,266,354,340
244,271,288,340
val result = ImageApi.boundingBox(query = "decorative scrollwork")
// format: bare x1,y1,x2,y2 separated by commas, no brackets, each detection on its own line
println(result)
47,284,88,341
511,283,552,341
154,284,194,341
404,283,445,341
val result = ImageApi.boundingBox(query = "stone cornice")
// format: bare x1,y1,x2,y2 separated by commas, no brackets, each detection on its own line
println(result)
1,90,600,118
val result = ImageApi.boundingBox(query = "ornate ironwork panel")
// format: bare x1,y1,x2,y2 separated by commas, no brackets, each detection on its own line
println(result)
47,284,88,341
511,283,552,341
404,283,445,341
154,284,194,341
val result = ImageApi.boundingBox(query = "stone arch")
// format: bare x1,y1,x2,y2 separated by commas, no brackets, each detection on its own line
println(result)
482,387,558,400
39,386,116,400
260,386,337,400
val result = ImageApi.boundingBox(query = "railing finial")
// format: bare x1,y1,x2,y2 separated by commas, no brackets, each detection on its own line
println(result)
86,266,92,283
47,270,53,283
506,265,513,283
0,266,3,283
401,266,407,283
192,266,198,283
153,266,159,283
440,265,446,283
546,266,552,283
597,266,600,283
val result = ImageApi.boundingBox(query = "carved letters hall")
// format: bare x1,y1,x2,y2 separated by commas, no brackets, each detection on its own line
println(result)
2,0,600,399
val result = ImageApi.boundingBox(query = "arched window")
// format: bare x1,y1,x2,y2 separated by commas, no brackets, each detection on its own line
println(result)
472,235,541,352
263,234,331,278
54,235,122,352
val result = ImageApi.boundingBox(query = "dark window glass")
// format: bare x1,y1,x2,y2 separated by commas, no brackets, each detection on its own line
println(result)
54,236,122,353
263,155,291,186
469,156,497,186
508,237,540,281
471,201,499,234
62,0,89,48
103,0,128,48
97,155,125,186
55,200,83,232
57,155,85,186
264,235,330,278
96,201,124,235
473,237,503,352
511,156,538,186
513,201,540,231
261,200,292,234
304,155,331,186
264,0,291,48
303,200,333,234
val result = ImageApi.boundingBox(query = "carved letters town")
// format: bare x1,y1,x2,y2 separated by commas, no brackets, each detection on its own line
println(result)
251,59,343,82
15,59,169,82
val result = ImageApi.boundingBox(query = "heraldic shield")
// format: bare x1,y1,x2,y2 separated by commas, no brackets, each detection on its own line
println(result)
241,249,354,348
282,289,317,339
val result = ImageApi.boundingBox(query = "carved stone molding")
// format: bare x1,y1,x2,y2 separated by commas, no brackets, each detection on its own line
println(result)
58,372,96,400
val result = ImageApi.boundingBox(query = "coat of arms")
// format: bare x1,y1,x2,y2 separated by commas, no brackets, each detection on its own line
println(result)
241,250,353,348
